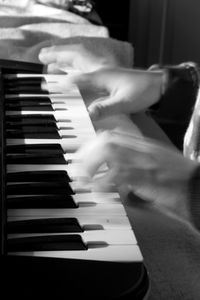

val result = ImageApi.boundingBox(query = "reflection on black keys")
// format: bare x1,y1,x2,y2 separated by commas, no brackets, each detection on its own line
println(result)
7,144,64,155
6,114,71,125
6,127,60,139
6,103,54,111
7,182,75,195
6,152,67,164
7,170,71,183
5,77,43,87
6,126,59,133
7,218,82,233
6,144,68,163
6,114,57,126
5,85,49,94
6,123,73,131
7,125,58,132
7,235,87,252
5,77,51,95
6,96,51,104
7,194,77,208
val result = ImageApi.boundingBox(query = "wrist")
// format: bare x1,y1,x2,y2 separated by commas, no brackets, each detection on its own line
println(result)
148,67,169,110
145,70,167,110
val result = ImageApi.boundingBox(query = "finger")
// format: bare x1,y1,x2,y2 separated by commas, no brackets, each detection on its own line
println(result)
90,167,119,192
46,62,82,75
39,46,75,67
74,165,117,193
88,95,124,121
75,131,111,178
39,47,57,64
47,63,66,74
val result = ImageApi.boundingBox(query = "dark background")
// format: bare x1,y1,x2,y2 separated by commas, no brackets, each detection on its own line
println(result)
94,0,200,68
93,0,131,41
93,0,200,150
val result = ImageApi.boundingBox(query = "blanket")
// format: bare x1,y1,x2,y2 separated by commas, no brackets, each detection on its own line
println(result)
0,2,134,67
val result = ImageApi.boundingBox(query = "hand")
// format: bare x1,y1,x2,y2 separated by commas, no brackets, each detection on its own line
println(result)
38,36,133,73
76,130,197,210
67,67,164,120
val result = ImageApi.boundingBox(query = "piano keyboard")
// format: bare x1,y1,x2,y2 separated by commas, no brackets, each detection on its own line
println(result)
1,60,149,299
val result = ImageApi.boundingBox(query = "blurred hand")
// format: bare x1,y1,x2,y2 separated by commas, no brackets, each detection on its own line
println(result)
76,130,197,209
38,36,133,73
67,67,164,120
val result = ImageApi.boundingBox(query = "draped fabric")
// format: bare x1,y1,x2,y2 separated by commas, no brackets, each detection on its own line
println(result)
0,1,109,62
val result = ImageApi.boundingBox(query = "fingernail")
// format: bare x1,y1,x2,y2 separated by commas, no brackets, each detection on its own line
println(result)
39,48,48,60
38,52,44,61
40,47,48,53
88,106,100,121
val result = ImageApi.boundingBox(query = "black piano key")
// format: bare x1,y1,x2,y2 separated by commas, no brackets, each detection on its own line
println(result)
7,126,59,133
7,130,76,139
6,123,73,131
5,77,43,85
6,120,57,128
5,83,43,91
5,86,49,94
5,97,51,104
6,144,64,154
6,103,54,111
6,114,57,124
7,170,71,183
6,128,60,139
7,194,77,208
4,77,47,93
6,132,59,139
6,97,65,106
6,153,67,164
7,234,87,252
7,182,75,195
6,114,71,125
7,218,82,233
6,125,58,132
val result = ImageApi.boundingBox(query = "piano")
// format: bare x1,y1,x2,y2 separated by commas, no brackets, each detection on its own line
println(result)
0,59,150,299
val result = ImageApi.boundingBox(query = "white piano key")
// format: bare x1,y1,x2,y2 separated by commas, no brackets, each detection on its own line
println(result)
6,137,94,151
73,193,121,204
5,93,84,103
7,163,70,173
57,129,95,138
56,121,94,130
6,108,90,118
8,245,143,262
8,215,132,230
8,204,127,218
5,74,67,80
8,229,137,245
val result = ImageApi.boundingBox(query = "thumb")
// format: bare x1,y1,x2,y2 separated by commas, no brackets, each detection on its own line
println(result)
88,96,123,121
46,62,66,74
66,72,94,88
